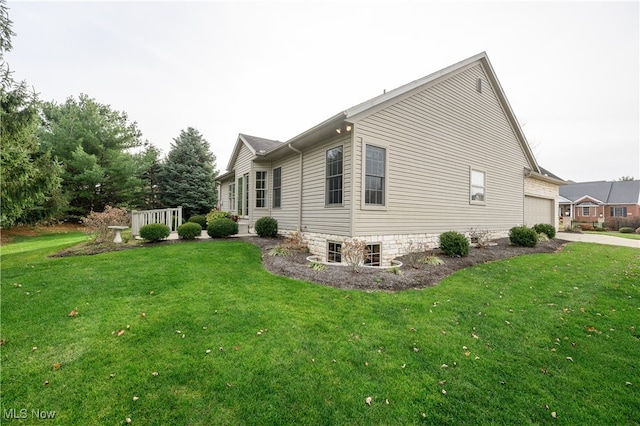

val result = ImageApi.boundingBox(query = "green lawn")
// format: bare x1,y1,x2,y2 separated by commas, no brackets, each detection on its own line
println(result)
585,231,640,240
1,234,639,425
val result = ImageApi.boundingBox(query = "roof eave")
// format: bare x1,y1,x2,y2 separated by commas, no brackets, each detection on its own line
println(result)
525,169,566,186
262,112,347,159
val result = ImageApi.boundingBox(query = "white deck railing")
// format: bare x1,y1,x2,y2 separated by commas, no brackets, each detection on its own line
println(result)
131,207,182,236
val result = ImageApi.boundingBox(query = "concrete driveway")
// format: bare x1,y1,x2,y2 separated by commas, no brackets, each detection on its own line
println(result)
557,232,640,248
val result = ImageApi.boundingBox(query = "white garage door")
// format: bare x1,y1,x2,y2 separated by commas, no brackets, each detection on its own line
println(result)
524,196,554,226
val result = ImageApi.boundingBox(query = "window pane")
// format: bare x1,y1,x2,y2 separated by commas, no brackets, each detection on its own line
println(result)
366,145,385,176
471,170,485,187
471,187,484,202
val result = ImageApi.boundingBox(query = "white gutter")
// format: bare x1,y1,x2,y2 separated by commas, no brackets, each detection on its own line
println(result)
287,143,303,230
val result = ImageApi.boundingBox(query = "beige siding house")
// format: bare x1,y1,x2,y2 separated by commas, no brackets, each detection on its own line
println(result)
217,52,563,266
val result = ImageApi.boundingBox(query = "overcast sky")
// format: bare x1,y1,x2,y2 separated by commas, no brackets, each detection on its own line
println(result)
6,0,639,182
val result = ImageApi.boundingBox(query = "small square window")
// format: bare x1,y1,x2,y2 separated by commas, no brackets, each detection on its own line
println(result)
365,244,381,266
327,242,342,263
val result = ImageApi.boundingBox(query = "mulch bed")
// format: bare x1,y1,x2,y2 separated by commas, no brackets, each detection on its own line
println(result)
244,236,568,291
47,230,568,292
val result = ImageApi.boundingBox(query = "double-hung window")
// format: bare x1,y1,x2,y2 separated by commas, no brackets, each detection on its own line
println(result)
365,145,385,205
610,206,627,217
470,169,486,203
273,167,281,208
582,206,591,216
229,182,236,213
326,146,343,205
255,171,267,208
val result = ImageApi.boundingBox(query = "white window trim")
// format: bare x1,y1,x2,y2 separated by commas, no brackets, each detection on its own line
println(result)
361,139,389,211
470,168,486,205
325,145,344,207
255,170,268,209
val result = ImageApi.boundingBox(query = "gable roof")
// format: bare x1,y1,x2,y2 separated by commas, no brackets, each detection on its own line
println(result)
607,180,640,204
559,180,640,204
240,133,282,154
220,52,543,177
222,133,281,175
262,52,540,171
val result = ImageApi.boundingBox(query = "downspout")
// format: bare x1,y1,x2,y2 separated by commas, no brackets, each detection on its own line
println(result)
287,143,303,230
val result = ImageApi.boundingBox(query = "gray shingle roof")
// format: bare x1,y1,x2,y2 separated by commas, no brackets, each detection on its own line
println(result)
559,180,640,204
239,134,282,153
608,180,640,204
539,166,564,181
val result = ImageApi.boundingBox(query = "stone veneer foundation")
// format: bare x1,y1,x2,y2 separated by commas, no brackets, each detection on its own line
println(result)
272,229,510,267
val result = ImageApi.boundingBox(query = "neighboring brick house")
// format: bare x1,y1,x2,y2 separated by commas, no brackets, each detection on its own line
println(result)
559,180,640,226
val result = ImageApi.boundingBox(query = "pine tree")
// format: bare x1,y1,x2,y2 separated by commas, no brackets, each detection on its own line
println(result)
158,127,218,218
1,0,64,227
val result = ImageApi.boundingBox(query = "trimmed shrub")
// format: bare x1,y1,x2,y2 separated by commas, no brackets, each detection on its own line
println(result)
533,223,556,239
636,227,640,235
619,227,634,234
579,223,594,231
178,222,202,240
188,215,207,230
205,209,232,226
207,218,238,238
439,231,470,257
255,216,278,238
140,223,170,242
509,226,538,247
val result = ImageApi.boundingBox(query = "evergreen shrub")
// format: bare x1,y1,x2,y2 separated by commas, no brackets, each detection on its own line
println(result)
207,218,238,238
533,223,556,239
439,231,470,257
509,226,538,247
206,210,232,226
140,223,170,242
178,222,202,240
188,215,207,230
255,216,278,238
